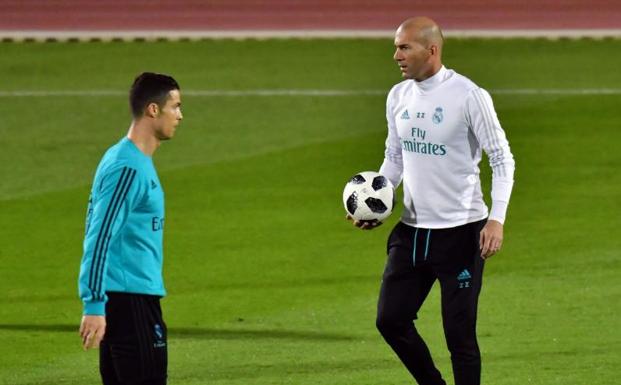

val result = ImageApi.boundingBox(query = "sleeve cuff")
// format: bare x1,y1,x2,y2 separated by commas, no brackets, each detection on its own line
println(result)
488,200,509,224
83,301,106,316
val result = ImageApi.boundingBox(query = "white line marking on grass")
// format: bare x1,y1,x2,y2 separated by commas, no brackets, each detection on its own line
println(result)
491,88,621,95
1,89,620,97
186,89,386,96
0,89,384,97
0,90,125,97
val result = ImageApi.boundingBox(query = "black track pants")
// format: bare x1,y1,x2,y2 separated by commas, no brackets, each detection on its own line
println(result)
376,220,486,385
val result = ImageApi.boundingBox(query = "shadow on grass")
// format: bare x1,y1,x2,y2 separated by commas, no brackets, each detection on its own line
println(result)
0,275,381,304
0,324,359,341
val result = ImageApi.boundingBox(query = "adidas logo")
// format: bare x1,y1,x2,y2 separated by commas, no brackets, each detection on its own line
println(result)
400,110,410,120
151,180,157,189
457,269,471,281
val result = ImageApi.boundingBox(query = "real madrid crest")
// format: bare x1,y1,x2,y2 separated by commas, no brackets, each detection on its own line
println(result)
432,107,443,124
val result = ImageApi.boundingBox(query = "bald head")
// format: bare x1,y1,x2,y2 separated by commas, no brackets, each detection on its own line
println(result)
397,17,444,53
393,17,444,81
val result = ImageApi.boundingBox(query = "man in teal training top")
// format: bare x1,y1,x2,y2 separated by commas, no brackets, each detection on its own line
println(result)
78,72,183,385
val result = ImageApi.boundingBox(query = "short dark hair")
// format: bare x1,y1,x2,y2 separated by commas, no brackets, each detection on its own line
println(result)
129,72,180,118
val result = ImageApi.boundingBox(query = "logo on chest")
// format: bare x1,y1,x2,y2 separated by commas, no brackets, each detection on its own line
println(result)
152,216,165,231
401,107,444,124
398,106,449,156
432,107,444,124
400,110,429,120
400,126,447,156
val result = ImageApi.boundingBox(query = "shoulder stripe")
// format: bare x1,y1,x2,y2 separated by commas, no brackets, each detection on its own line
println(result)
88,167,130,292
473,89,498,148
475,89,506,177
88,167,136,300
93,168,136,297
473,89,506,177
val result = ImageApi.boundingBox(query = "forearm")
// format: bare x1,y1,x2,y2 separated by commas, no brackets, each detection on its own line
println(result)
489,177,513,223
379,158,403,188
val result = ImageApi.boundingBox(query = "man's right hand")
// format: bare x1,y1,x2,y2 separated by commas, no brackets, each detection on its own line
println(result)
79,315,106,350
346,215,383,230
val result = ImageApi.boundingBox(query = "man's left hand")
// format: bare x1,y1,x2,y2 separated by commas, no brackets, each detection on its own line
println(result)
79,315,106,351
479,220,503,259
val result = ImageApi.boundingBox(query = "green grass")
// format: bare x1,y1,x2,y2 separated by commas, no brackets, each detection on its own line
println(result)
1,38,620,384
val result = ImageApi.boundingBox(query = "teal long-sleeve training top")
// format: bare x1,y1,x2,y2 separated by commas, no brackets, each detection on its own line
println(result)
78,137,166,315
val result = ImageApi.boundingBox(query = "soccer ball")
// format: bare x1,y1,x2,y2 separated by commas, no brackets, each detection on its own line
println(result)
343,171,395,222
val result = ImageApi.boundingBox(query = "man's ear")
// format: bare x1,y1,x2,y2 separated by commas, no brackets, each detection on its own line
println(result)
145,102,160,118
429,44,439,57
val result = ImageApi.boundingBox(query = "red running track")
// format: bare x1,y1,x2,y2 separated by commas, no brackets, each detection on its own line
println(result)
0,0,620,31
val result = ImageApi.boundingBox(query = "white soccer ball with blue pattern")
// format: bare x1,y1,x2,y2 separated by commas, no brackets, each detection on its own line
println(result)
343,171,395,222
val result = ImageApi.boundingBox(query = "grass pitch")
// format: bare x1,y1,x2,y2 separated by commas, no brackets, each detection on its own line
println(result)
0,38,620,384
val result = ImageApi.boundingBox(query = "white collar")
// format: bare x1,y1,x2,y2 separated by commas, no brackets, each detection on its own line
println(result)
415,65,448,92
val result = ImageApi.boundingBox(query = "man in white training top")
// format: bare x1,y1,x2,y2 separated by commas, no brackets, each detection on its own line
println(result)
351,17,515,385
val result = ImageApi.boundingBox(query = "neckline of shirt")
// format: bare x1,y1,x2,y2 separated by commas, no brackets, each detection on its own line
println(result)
413,66,449,93
122,137,153,161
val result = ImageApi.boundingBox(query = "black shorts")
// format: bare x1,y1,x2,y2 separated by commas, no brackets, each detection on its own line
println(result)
100,292,167,385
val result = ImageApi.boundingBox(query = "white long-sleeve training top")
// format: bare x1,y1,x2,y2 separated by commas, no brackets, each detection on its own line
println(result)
379,66,515,229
